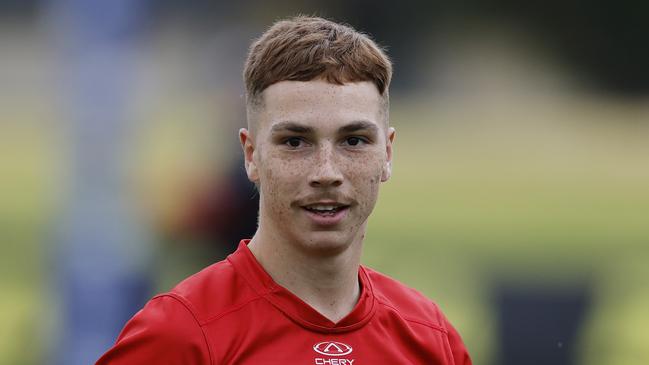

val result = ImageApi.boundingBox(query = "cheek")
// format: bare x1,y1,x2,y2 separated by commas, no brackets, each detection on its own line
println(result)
259,153,306,211
348,152,384,181
346,155,384,206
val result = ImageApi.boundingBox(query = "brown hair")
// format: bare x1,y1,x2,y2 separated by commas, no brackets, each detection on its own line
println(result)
243,16,392,108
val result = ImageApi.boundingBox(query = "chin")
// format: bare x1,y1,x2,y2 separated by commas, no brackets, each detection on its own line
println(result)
296,231,356,256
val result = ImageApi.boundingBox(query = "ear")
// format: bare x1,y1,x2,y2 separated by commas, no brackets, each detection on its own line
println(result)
381,127,396,182
239,128,259,183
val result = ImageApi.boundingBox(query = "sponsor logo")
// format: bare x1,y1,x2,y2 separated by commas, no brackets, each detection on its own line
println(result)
313,341,353,356
315,358,355,365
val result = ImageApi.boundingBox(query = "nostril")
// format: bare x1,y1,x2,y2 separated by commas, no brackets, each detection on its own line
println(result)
309,176,343,187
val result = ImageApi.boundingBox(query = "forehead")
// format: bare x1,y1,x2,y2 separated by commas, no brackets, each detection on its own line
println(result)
257,80,384,133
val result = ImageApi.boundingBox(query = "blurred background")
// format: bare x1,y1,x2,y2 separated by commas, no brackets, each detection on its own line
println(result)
1,0,648,364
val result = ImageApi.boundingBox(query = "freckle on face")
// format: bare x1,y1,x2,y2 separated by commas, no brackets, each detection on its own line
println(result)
253,80,388,253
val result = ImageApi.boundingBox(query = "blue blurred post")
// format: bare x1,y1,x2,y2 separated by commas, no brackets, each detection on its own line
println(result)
495,285,591,365
48,0,152,364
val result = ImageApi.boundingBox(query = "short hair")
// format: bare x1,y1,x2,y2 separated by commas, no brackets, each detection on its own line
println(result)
243,16,392,112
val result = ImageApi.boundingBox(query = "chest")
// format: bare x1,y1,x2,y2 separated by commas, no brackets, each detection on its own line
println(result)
203,311,454,365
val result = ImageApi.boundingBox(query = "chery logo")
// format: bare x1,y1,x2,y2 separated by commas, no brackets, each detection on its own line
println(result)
313,341,353,356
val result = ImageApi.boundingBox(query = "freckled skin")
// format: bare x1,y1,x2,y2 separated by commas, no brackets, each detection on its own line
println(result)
241,80,395,257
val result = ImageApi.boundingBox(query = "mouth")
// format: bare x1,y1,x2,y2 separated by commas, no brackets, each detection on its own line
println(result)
300,202,351,226
302,203,349,215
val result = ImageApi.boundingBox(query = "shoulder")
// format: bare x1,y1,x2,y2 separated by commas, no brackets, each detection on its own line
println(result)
96,295,210,364
364,267,474,364
364,266,447,331
364,266,473,364
166,257,263,324
97,258,261,364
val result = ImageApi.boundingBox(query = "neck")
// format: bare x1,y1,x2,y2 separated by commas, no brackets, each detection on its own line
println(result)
247,226,365,323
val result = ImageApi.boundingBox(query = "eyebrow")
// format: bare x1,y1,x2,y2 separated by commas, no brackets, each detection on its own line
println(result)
338,120,379,134
270,120,379,134
270,121,314,134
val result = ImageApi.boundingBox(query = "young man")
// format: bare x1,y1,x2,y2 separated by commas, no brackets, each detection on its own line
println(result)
97,16,472,364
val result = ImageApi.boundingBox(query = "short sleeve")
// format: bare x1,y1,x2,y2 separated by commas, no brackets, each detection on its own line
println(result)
95,295,211,365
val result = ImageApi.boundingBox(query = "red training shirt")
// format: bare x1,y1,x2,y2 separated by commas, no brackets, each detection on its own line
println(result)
96,240,472,364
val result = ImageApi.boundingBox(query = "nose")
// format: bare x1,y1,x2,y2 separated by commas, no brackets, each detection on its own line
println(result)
309,144,343,188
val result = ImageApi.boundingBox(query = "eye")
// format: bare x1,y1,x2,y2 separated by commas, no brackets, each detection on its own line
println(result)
285,137,304,148
343,136,367,147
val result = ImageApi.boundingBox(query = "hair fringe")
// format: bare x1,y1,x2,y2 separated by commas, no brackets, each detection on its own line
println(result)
244,16,392,104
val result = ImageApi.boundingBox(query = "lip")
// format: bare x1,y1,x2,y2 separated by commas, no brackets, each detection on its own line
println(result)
300,202,350,227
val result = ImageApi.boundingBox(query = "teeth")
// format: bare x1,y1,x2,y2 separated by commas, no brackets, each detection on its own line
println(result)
310,205,337,211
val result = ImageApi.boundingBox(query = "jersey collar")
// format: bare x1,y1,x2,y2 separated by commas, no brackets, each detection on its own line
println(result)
228,240,377,333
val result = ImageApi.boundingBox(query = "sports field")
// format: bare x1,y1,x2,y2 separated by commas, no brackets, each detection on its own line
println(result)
1,93,648,364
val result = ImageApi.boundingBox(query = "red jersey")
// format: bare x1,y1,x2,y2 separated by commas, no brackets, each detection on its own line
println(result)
96,241,471,364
